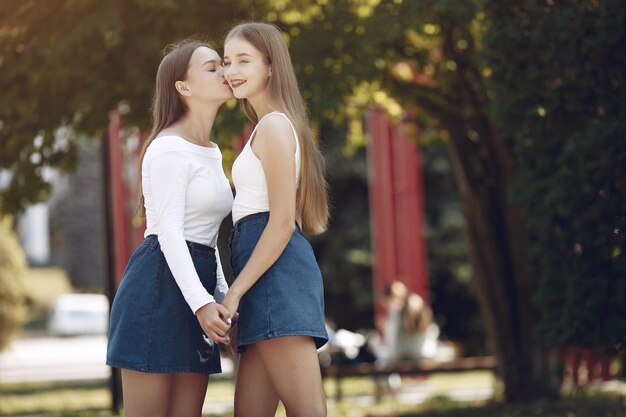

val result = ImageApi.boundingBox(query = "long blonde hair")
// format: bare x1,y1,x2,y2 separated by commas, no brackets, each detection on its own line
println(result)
226,22,329,234
136,40,211,213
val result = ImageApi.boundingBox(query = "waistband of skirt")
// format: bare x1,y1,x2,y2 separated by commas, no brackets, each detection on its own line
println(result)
233,212,304,235
145,234,216,254
233,212,270,230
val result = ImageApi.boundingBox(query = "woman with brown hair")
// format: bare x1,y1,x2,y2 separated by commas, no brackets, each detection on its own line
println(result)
380,281,440,363
106,40,234,417
222,22,329,417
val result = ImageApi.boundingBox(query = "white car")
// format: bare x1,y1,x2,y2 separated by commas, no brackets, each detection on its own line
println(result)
48,294,109,336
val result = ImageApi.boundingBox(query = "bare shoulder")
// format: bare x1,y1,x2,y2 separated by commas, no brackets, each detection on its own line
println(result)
253,113,296,152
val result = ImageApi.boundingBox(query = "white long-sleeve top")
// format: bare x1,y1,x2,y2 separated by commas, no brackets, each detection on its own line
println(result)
142,135,233,313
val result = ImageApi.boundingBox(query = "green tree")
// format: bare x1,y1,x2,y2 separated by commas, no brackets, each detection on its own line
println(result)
279,0,556,400
0,0,259,214
484,0,626,350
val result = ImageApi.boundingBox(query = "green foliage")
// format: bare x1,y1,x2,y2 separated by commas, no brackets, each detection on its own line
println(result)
0,0,260,214
278,2,486,338
484,0,626,347
283,0,488,136
0,216,27,350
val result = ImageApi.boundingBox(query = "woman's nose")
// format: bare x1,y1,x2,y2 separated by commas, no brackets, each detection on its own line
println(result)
225,64,235,77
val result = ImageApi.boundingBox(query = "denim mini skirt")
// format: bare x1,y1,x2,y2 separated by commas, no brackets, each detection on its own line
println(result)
106,235,221,374
229,212,328,353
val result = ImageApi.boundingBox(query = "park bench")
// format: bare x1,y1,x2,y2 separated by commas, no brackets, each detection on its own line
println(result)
321,355,497,402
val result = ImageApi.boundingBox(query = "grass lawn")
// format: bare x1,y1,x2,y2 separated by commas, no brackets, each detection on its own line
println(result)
1,374,625,417
0,380,111,416
388,394,626,417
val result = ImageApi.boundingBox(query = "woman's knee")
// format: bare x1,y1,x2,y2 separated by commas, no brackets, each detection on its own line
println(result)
309,402,327,417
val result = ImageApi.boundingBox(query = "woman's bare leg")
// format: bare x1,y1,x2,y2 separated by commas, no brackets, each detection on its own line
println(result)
255,336,326,417
234,345,280,417
122,370,209,417
167,373,209,417
121,369,172,417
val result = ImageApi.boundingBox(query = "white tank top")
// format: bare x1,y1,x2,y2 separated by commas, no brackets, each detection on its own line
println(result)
231,111,300,224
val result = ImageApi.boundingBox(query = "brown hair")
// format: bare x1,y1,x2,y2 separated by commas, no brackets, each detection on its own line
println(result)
385,281,432,333
225,22,329,234
136,39,211,213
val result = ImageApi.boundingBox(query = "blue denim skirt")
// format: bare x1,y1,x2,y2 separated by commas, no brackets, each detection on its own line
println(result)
229,212,328,353
106,235,221,374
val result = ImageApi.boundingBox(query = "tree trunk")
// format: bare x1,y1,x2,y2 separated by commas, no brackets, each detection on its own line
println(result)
444,126,559,401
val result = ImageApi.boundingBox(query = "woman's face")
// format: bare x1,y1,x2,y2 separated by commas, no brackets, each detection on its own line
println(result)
223,37,271,101
180,46,233,104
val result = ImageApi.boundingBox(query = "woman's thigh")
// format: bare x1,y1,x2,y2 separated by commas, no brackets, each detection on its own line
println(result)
121,370,209,417
122,370,173,417
167,373,210,417
234,345,280,417
255,336,326,417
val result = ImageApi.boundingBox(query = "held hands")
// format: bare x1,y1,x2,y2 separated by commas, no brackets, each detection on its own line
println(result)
196,292,241,351
222,292,241,322
222,293,241,356
227,320,238,357
196,302,231,344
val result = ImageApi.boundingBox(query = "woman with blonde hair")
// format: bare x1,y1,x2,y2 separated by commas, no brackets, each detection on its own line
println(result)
222,22,329,417
106,40,234,416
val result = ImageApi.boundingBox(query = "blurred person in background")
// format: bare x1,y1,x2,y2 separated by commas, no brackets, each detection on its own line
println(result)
374,281,440,364
221,22,329,417
106,39,234,417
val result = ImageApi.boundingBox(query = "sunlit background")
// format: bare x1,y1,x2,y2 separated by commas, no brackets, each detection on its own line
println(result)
1,0,625,416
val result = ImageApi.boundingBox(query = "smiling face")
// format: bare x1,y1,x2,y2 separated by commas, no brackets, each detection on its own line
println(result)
223,37,272,101
176,46,233,104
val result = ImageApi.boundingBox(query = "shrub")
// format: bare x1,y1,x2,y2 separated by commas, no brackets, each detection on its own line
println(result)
0,216,27,350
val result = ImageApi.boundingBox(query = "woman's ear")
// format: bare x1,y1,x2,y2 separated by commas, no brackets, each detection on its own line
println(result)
268,66,272,77
175,80,192,96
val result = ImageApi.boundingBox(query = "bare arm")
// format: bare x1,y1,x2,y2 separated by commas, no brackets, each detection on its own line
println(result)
222,115,298,317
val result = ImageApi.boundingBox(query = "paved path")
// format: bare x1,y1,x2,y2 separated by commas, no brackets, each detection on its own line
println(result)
0,335,235,384
0,336,109,383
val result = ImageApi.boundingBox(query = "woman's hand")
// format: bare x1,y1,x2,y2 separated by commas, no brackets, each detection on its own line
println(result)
222,292,241,321
226,321,238,357
196,302,231,344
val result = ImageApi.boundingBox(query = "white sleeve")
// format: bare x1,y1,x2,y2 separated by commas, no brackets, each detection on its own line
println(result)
148,151,215,313
214,245,229,304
